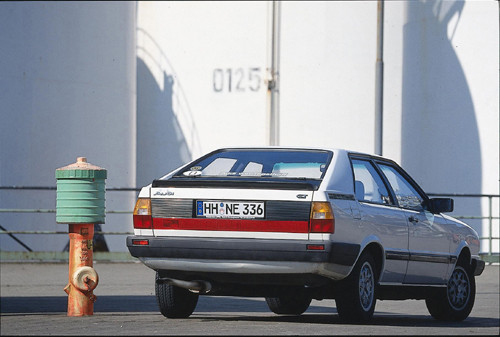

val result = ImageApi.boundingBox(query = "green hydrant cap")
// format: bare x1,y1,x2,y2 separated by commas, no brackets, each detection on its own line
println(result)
56,157,107,224
56,157,107,179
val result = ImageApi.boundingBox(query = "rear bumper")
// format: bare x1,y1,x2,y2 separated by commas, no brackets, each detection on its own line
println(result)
127,236,359,266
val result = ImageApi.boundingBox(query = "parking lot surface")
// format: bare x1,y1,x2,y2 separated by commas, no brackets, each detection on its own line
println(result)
1,262,498,335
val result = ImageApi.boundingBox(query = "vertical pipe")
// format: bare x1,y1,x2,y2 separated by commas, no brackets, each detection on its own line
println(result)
268,0,281,146
488,196,492,257
374,0,384,156
497,0,500,262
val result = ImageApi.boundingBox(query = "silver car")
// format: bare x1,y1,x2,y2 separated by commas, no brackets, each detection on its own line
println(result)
127,147,484,322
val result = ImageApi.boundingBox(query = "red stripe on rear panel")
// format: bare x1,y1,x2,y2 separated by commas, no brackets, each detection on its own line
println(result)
152,218,309,233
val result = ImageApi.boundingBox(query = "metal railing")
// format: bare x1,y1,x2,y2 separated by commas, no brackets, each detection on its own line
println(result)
0,186,138,260
0,186,498,262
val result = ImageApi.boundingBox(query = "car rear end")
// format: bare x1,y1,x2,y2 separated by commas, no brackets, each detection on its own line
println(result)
127,148,339,295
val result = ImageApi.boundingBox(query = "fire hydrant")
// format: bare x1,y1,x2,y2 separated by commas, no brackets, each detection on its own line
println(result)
56,157,106,316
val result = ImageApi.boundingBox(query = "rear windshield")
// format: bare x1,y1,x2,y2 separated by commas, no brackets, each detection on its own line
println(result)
173,149,333,180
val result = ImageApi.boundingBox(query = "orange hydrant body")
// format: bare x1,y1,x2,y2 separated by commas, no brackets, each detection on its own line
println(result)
63,223,99,316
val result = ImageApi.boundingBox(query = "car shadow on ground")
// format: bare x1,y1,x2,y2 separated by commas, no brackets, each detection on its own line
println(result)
0,295,289,314
1,295,497,328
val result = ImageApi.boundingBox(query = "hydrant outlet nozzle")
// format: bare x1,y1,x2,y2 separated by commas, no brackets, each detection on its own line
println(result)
71,266,99,292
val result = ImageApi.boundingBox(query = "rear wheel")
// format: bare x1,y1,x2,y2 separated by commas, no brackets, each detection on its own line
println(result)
265,295,312,315
425,264,475,321
335,252,377,322
155,272,199,318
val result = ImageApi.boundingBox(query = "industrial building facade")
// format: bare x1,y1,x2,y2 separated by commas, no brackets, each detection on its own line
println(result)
0,1,498,253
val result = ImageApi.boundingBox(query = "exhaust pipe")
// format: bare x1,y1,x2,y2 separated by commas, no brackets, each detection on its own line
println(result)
156,277,212,294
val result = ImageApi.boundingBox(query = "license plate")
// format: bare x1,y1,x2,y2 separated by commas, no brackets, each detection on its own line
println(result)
196,201,265,219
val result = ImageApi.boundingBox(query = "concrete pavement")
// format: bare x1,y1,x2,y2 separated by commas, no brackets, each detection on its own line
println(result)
1,262,498,335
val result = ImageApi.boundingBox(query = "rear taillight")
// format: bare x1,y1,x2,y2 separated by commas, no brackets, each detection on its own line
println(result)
133,198,152,229
132,239,149,246
309,202,335,233
307,244,325,250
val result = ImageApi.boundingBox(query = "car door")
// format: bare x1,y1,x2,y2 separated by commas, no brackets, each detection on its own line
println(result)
377,163,450,285
350,158,409,284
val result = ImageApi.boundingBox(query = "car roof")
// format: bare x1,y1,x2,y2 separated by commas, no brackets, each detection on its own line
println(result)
216,146,391,162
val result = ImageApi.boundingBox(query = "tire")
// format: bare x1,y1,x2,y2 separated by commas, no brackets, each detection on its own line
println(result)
155,272,199,318
425,264,475,321
265,295,312,315
335,252,377,322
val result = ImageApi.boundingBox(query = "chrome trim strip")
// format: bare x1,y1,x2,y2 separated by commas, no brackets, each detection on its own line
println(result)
385,250,455,264
378,282,447,288
410,253,452,264
385,250,410,261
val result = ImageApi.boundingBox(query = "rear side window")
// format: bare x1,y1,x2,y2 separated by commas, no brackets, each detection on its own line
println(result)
351,159,392,205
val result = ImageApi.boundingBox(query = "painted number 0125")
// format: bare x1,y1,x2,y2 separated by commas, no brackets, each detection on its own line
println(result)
213,68,261,93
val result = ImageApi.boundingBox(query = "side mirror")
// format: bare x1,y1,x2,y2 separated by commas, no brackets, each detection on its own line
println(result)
426,198,454,214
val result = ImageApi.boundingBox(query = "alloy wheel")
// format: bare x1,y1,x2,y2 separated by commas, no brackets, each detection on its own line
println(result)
359,261,375,311
447,266,470,311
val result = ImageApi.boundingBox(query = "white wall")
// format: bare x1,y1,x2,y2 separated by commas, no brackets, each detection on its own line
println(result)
280,1,378,153
0,2,137,251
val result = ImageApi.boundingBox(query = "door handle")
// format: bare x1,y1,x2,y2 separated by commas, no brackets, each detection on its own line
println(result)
409,216,419,223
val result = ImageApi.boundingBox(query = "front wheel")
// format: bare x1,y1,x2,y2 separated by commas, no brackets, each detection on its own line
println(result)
155,272,199,318
425,265,475,321
335,252,377,322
